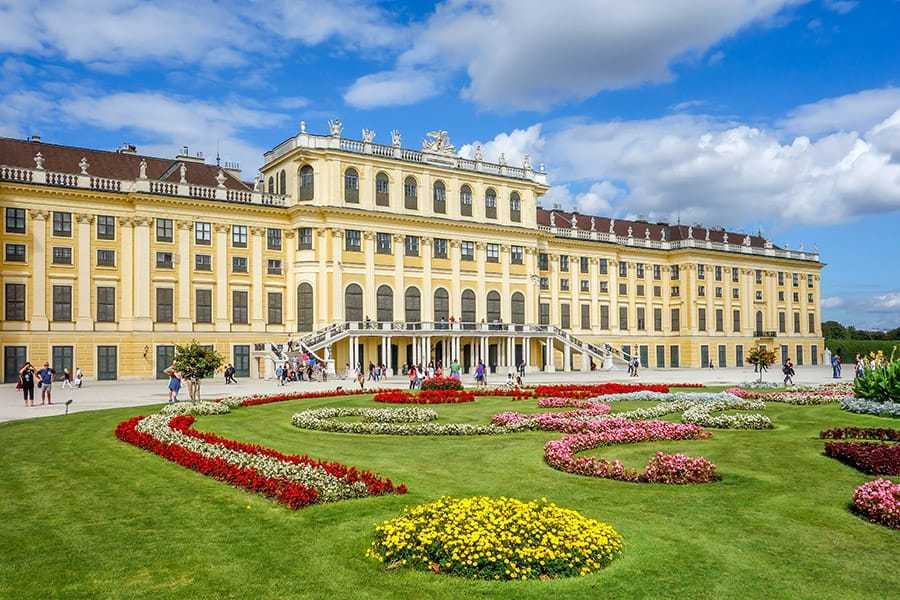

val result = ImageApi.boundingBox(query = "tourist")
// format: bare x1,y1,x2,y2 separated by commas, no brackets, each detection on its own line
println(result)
833,354,842,378
74,367,84,388
506,372,515,388
450,359,461,381
18,361,36,407
475,360,486,387
356,366,365,390
368,361,376,381
782,358,795,386
36,362,55,405
855,354,864,379
224,364,238,384
408,364,418,390
164,363,181,403
61,368,73,389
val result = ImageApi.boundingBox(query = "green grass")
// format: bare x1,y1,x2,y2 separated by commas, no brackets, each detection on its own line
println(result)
1,391,898,599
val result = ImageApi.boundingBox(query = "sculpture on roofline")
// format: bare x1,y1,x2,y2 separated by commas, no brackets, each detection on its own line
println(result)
687,226,693,239
744,235,751,246
590,216,596,231
139,159,147,179
645,228,650,239
391,129,401,147
522,154,532,170
328,119,343,137
723,232,729,244
627,226,633,238
422,130,455,155
705,229,710,241
79,157,89,175
179,163,186,184
609,219,615,234
362,128,375,144
498,152,506,166
474,144,483,161
34,152,44,170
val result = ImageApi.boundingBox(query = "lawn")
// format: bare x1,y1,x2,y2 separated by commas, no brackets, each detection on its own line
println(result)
0,388,897,599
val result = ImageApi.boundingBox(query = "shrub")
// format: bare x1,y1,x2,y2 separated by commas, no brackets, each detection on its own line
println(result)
827,340,900,363
747,346,778,383
852,479,900,529
367,496,623,580
420,376,463,391
853,351,900,403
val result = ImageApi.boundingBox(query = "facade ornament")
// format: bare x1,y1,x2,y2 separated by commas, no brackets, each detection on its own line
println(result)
798,242,804,251
362,128,375,144
660,229,666,241
216,169,226,188
687,226,693,239
764,240,773,249
550,212,556,227
704,229,710,241
422,130,455,155
539,163,545,173
253,173,262,191
644,228,650,240
627,226,633,238
79,157,89,175
474,143,483,161
522,154,532,170
328,119,343,137
722,232,728,244
138,159,147,179
213,223,230,233
179,163,187,184
812,243,819,253
609,219,615,234
590,216,596,231
784,242,790,250
743,235,751,246
29,209,49,220
498,152,506,166
34,152,44,170
391,129,401,147
299,120,306,134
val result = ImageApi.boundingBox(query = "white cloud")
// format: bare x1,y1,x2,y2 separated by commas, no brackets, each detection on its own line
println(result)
780,87,900,136
262,0,404,49
458,124,544,166
823,0,858,14
344,69,442,109
821,296,845,309
351,0,801,110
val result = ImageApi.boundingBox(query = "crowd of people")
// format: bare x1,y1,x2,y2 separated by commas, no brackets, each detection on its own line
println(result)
276,353,328,386
15,362,83,407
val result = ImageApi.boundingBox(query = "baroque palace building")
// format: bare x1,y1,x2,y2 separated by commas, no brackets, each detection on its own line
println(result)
0,123,824,382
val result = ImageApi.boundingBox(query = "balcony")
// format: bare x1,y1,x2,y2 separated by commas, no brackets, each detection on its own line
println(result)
753,330,777,338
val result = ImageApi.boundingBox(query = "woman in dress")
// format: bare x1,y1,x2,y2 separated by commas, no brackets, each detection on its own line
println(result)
164,363,182,403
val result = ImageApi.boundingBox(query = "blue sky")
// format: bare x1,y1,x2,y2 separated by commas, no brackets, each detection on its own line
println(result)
1,0,899,329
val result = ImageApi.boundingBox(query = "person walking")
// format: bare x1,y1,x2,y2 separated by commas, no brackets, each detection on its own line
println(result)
783,358,795,386
74,367,84,388
36,362,55,405
408,364,418,390
855,353,864,379
450,358,461,381
831,353,840,379
164,363,182,403
18,362,36,407
475,360,486,387
61,368,73,389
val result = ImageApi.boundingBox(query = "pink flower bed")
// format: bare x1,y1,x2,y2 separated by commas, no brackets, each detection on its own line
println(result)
643,452,719,484
853,479,900,529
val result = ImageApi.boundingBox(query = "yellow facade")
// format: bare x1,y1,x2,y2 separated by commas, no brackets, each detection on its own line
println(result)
0,129,824,380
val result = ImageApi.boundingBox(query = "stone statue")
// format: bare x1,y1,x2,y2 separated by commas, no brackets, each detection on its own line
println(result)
34,152,44,170
644,228,650,239
299,120,306,133
474,143,483,161
539,163,546,173
550,212,556,227
391,129,401,147
254,174,262,191
609,219,615,234
687,226,693,239
362,128,375,143
422,130,455,155
216,169,226,188
627,226,633,238
179,162,186,184
522,154,532,170
498,152,506,166
79,157,89,175
590,216,595,231
705,229,710,241
723,232,729,244
328,119,343,137
660,229,666,241
744,235,751,246
139,159,147,179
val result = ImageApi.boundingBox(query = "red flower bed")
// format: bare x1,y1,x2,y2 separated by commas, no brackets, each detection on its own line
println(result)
471,389,535,399
115,416,321,509
374,389,475,404
821,427,900,441
821,427,900,475
239,388,377,408
533,383,669,399
420,376,463,391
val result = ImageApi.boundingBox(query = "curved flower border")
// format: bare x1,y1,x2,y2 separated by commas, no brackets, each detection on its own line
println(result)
820,427,900,476
853,479,900,529
841,397,900,418
374,389,475,404
727,384,852,406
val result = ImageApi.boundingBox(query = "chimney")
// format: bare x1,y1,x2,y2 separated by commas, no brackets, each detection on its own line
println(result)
30,134,41,143
175,146,206,164
222,160,241,178
118,143,137,154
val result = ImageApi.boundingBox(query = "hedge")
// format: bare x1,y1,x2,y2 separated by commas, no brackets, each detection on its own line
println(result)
826,340,900,363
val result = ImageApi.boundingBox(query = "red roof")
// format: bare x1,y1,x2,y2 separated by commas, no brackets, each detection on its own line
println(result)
0,137,249,191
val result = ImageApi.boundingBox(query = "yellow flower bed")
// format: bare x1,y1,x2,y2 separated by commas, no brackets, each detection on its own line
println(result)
367,496,623,580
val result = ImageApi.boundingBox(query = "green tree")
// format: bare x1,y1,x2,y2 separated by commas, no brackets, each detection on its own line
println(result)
171,341,224,401
746,346,777,383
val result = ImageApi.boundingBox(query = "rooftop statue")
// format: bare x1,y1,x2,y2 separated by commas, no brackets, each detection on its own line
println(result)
422,130,455,155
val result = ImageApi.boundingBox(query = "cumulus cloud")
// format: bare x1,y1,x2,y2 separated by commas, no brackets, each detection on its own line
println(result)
825,292,900,330
458,124,545,166
823,0,858,14
344,69,442,109
821,296,845,309
780,87,900,136
350,0,801,111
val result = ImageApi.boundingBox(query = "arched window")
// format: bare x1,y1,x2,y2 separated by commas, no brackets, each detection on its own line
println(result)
460,185,473,216
404,176,417,210
509,191,521,222
297,283,314,331
345,284,363,322
511,292,525,324
267,176,274,194
375,172,390,206
486,290,501,323
344,167,359,203
377,285,394,322
433,288,449,322
298,165,314,201
755,311,764,333
485,188,497,219
461,289,476,325
279,170,286,195
404,287,421,323
433,181,446,214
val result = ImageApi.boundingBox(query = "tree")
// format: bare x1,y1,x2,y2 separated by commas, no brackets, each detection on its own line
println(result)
746,346,777,382
172,341,224,402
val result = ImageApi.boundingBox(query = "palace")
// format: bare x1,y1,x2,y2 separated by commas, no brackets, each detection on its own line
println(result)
0,123,824,381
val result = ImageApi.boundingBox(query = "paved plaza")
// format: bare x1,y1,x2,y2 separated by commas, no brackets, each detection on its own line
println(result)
0,365,842,423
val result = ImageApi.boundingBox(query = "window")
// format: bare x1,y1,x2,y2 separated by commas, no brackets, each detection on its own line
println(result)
671,308,680,332
155,288,173,323
156,218,173,242
233,345,250,378
485,188,497,219
299,165,314,201
578,256,588,273
671,286,680,297
97,286,115,322
5,283,25,320
670,345,680,368
812,344,818,366
732,267,739,283
461,290,477,324
560,279,569,292
793,292,800,303
434,288,450,322
778,311,786,333
461,241,474,261
52,285,72,321
580,280,590,292
560,255,569,272
796,345,804,366
539,303,550,325
376,233,392,254
654,307,663,331
807,274,814,288
600,281,608,293
344,284,362,322
793,312,801,334
195,222,211,245
733,309,741,332
97,346,118,380
195,254,211,271
434,238,448,259
670,264,680,279
701,345,710,368
404,176,417,210
653,285,661,298
232,290,248,324
5,244,25,262
540,277,549,290
636,284,645,297
511,292,525,324
486,243,499,263
619,261,628,277
619,305,628,329
756,269,763,284
511,245,524,264
510,192,521,222
376,285,393,322
97,215,115,240
715,287,723,298
732,288,740,299
298,227,313,250
232,256,248,273
808,293,814,303
195,289,212,323
636,263,645,279
778,271,785,286
736,345,744,367
232,225,247,248
405,236,420,257
599,258,608,274
718,345,727,368
808,313,816,334
5,208,25,233
97,249,115,267
538,253,548,271
345,230,361,252
267,292,283,324
715,308,724,332
344,168,359,203
756,311,764,332
433,181,446,214
460,185,473,216
375,172,390,206
560,303,571,329
52,247,72,265
405,287,422,323
653,264,662,280
714,265,722,281
619,283,627,296
792,273,799,287
267,259,282,275
637,307,646,330
266,228,282,251
267,176,274,194
53,212,72,237
156,252,173,269
600,304,610,329
698,307,707,331
487,290,501,323
756,290,763,301
656,345,665,368
698,285,705,297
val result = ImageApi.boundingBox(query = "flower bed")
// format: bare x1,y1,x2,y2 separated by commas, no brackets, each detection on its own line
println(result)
471,388,535,399
367,496,623,580
292,406,529,435
532,383,669,399
590,391,773,429
374,389,475,404
841,397,900,418
820,427,900,476
852,479,900,529
821,427,900,441
727,384,852,405
420,376,463,391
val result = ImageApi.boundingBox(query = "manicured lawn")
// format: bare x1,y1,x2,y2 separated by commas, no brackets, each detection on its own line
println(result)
1,390,897,599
